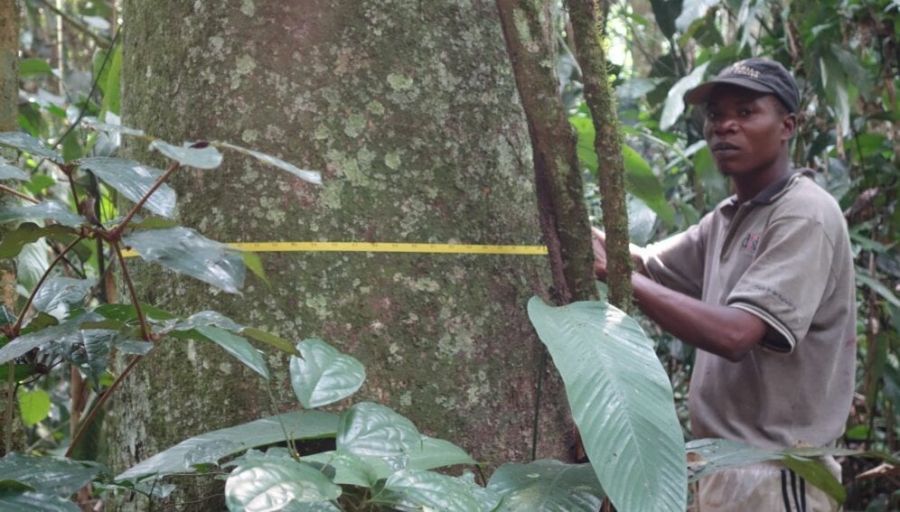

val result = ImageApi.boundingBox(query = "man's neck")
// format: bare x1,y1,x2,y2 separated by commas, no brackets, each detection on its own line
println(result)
731,154,792,203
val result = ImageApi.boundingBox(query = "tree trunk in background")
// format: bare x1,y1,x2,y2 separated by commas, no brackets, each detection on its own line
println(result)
0,0,23,457
104,1,572,509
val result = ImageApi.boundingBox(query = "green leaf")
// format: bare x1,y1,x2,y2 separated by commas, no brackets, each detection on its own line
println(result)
0,318,83,364
782,455,845,504
18,58,54,77
0,132,63,163
149,140,222,170
225,458,341,512
527,298,686,512
116,410,339,482
93,303,175,322
622,145,675,226
17,389,50,427
675,0,721,33
80,157,176,218
0,158,29,180
336,402,422,459
0,453,103,495
686,438,783,483
123,227,245,294
569,116,598,172
0,491,79,511
660,62,710,130
0,200,86,227
302,451,386,488
100,45,122,115
290,338,365,408
406,436,477,471
81,329,117,383
169,310,244,333
195,325,269,380
378,469,496,512
32,277,95,314
487,459,605,512
241,251,270,286
856,272,900,308
0,223,77,259
219,142,321,184
241,327,297,355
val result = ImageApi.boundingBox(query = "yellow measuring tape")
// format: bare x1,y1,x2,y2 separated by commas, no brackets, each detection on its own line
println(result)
122,241,549,257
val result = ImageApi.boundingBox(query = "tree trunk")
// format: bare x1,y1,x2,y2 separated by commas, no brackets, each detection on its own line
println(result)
103,1,572,509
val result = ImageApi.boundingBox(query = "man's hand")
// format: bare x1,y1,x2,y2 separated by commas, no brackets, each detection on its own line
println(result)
591,227,608,281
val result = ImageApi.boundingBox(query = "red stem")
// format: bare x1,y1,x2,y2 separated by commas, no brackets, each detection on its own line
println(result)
112,241,151,341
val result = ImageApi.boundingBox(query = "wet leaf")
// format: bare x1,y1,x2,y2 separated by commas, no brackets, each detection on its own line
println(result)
219,142,321,184
32,277,95,314
379,469,494,512
0,453,102,496
80,157,176,218
290,339,365,408
150,140,222,169
225,458,340,512
123,227,245,294
488,460,605,512
0,132,63,163
195,325,269,379
0,200,86,227
336,402,421,459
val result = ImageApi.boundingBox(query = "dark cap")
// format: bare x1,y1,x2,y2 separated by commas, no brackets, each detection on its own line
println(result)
684,57,800,113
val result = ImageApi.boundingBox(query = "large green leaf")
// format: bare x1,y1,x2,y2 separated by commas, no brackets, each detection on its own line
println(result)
782,455,845,504
0,491,79,511
0,132,63,163
32,277,95,314
18,58,53,77
0,223,76,259
622,145,675,226
225,458,341,512
219,142,322,185
0,158,29,180
301,451,387,487
17,389,51,427
685,438,782,483
149,140,223,170
377,469,497,512
660,61,710,130
0,316,87,364
0,453,103,495
195,325,269,379
290,338,365,408
79,157,176,218
336,402,421,459
527,298,687,512
406,436,477,471
0,200,86,227
116,411,339,482
123,227,245,294
488,459,605,512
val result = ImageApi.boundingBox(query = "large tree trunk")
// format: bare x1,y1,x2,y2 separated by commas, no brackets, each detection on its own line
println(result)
103,1,572,509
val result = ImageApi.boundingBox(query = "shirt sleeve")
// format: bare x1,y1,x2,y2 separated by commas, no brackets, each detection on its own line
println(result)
726,216,836,353
640,214,710,300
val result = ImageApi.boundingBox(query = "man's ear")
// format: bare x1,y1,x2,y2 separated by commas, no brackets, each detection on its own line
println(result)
781,112,798,140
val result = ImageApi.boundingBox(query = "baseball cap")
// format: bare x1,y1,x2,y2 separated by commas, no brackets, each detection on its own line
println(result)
684,57,800,113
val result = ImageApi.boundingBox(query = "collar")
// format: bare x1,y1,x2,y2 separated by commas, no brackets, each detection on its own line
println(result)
720,168,813,216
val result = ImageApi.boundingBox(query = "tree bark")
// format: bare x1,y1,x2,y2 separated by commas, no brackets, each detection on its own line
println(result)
104,1,572,509
567,0,633,310
495,0,597,305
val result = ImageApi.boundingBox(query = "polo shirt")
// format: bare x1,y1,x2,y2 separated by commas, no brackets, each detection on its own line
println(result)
641,170,856,450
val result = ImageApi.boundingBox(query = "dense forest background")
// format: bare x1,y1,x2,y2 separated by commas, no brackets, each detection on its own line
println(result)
0,0,897,511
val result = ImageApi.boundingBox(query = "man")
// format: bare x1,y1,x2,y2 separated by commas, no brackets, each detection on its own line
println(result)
591,58,856,511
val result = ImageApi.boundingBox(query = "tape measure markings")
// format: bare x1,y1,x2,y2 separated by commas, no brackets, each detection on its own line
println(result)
120,241,549,258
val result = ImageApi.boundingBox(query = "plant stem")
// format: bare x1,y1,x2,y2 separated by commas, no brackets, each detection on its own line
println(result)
33,0,111,48
11,235,85,335
0,184,39,204
3,362,14,454
112,241,151,341
111,161,179,238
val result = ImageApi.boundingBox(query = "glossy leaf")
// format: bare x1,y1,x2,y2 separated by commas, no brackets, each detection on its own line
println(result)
0,158,29,180
660,61,709,130
0,492,79,511
0,132,63,162
301,451,387,487
488,459,605,512
0,319,84,364
150,140,223,169
169,310,244,333
17,389,51,427
123,227,245,294
242,327,298,355
79,157,176,218
527,298,687,512
195,325,269,379
0,453,102,495
32,277,95,314
290,338,365,408
116,410,339,482
406,436,477,471
0,200,86,227
219,142,321,184
225,458,340,512
782,455,845,504
336,402,421,459
0,223,77,259
686,438,782,483
81,329,117,382
378,469,495,512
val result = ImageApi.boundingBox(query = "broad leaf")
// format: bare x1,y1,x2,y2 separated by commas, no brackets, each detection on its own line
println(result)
81,329,117,383
0,200,86,227
0,132,63,162
225,458,340,512
622,145,675,226
79,157,176,218
301,451,389,487
116,411,339,482
0,158,28,180
0,224,76,259
660,61,710,130
686,438,782,483
0,491,79,511
219,142,321,184
527,298,687,512
32,277,95,314
18,58,53,77
406,436,477,471
195,325,269,379
0,318,85,364
378,469,495,512
170,310,243,333
17,389,50,427
0,453,102,495
290,338,365,408
782,455,845,504
336,402,421,459
150,140,222,169
123,227,245,294
488,459,605,512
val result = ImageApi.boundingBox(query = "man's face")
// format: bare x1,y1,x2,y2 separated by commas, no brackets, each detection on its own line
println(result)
702,85,795,177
